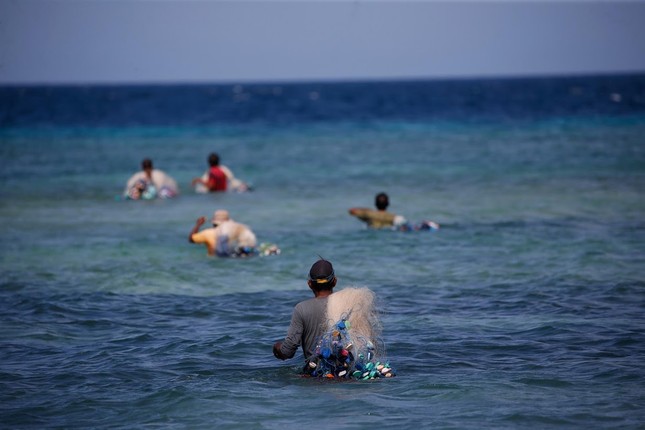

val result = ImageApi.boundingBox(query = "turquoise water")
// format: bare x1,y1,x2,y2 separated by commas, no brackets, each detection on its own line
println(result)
1,77,645,428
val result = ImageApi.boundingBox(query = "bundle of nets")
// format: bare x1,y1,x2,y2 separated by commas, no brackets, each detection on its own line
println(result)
304,287,396,380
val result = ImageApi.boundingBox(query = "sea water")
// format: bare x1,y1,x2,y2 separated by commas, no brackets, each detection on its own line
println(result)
1,75,644,428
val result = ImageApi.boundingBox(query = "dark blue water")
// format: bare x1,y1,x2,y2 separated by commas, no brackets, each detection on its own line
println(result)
2,74,644,128
1,74,644,429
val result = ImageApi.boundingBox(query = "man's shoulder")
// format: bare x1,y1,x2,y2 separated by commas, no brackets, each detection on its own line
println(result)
363,209,396,221
220,165,234,176
193,227,217,239
296,297,328,311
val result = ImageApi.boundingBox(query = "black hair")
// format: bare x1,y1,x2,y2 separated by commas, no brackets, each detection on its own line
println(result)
311,281,335,292
208,153,220,167
375,192,389,210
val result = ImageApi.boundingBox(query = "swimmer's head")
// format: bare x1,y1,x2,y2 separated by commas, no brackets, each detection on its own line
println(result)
212,209,230,226
208,153,220,167
308,259,336,291
375,192,389,210
141,158,153,172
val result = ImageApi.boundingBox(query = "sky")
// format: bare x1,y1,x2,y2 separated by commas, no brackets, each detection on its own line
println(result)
1,0,645,85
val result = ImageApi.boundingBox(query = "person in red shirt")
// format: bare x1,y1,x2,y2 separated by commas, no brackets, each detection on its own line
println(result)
192,152,250,193
192,153,227,192
206,153,227,192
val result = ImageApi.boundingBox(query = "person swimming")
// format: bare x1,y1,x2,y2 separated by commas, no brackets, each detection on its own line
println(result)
348,192,439,231
348,192,400,229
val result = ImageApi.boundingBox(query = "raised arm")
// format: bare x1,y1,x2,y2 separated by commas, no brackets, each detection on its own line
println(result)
188,217,206,243
348,207,370,220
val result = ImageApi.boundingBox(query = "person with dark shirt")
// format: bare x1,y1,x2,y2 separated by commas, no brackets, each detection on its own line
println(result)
273,259,336,362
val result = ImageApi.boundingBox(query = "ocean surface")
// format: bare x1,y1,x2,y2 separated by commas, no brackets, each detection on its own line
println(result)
1,74,644,429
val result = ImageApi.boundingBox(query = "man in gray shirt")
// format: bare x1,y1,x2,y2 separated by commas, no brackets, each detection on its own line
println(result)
273,259,336,363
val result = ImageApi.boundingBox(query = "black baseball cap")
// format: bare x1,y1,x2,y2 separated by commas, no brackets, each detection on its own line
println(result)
308,259,335,284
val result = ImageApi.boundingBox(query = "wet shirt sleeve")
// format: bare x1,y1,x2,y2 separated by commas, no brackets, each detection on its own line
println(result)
352,209,396,228
279,305,305,359
350,208,371,222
